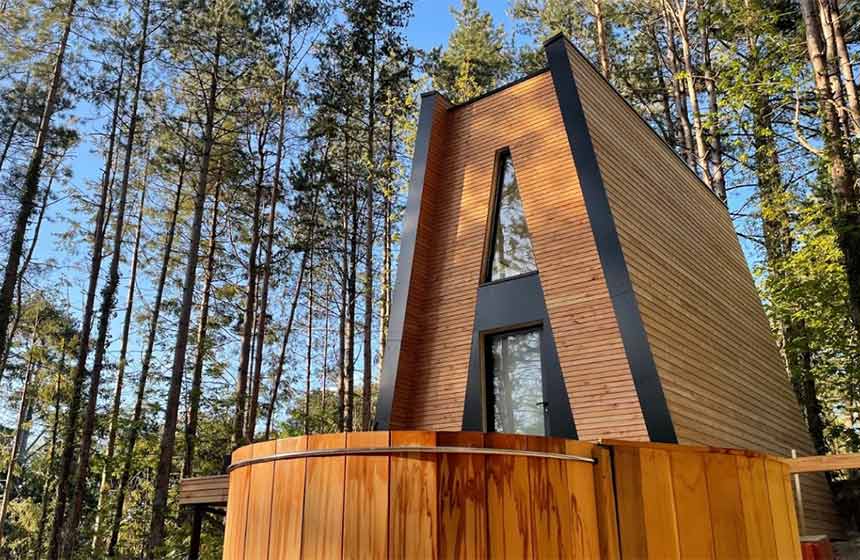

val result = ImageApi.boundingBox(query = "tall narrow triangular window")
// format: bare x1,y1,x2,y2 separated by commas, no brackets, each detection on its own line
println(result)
487,153,536,281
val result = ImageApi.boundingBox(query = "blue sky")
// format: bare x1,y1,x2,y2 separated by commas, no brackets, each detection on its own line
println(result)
409,1,511,52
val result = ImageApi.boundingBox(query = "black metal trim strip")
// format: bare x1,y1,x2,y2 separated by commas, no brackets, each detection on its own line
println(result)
542,33,724,207
374,92,450,429
462,271,577,439
545,35,677,443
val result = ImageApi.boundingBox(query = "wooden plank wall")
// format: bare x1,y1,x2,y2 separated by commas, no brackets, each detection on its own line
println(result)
391,70,648,440
565,42,841,535
222,433,604,560
609,440,802,560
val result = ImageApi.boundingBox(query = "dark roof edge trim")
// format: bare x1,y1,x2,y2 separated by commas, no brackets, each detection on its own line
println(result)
374,92,449,430
448,68,551,110
545,34,678,443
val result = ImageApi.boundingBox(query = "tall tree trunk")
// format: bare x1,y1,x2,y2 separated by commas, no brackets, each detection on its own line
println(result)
0,0,76,367
304,252,314,435
662,7,694,164
33,336,66,560
63,4,151,549
47,52,123,560
237,141,266,445
347,168,358,432
799,0,860,337
362,29,377,432
251,27,294,445
666,0,712,186
183,178,222,478
378,117,394,380
827,0,860,134
264,251,308,438
593,0,611,79
0,153,62,383
91,157,148,553
321,282,331,416
697,0,726,201
108,134,187,557
337,209,348,433
146,18,223,553
0,319,40,546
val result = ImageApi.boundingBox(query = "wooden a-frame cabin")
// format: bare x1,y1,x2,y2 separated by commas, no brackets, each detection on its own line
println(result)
374,34,839,536
212,34,845,560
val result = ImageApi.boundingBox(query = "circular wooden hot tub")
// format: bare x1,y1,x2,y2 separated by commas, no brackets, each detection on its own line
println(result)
222,431,801,559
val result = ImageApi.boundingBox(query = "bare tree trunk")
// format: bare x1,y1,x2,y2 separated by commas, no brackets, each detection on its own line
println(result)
362,29,377,432
108,134,188,557
33,336,66,560
48,52,123,560
183,178,222,478
321,282,330,417
264,251,308,438
347,172,358,432
0,153,63,383
304,252,314,435
665,0,712,186
64,3,151,547
0,0,76,367
593,0,611,79
0,319,40,546
697,0,726,201
251,28,294,445
145,15,223,554
799,0,860,337
91,157,148,552
662,6,694,164
827,0,860,134
378,118,394,381
337,224,347,433
236,143,266,446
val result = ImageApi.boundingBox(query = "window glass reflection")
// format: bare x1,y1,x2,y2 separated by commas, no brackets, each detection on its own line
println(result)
489,155,537,281
489,329,544,435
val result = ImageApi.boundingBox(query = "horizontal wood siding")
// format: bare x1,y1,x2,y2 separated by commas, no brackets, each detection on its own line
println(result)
393,71,648,439
565,43,840,534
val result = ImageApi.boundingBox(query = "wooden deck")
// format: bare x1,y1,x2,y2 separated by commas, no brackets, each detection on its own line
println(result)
178,474,228,507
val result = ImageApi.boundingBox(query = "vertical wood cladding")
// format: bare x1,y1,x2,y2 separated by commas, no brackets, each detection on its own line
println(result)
564,42,839,534
390,71,648,440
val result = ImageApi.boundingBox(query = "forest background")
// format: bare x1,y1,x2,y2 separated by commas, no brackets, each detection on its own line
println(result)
0,0,858,557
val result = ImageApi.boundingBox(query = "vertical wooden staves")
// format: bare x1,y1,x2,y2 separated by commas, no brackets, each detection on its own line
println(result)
764,458,802,560
704,453,749,559
736,456,778,558
592,445,621,560
563,440,601,558
268,436,308,560
526,436,574,558
669,450,714,558
343,431,390,560
222,445,253,560
437,431,487,559
302,433,346,560
388,431,438,559
612,445,648,558
245,441,276,559
639,448,680,559
485,433,533,560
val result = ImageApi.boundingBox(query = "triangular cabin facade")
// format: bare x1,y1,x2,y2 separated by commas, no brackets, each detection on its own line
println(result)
375,35,840,535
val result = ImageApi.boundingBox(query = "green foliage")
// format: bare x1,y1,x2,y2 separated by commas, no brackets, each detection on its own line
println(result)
424,0,512,103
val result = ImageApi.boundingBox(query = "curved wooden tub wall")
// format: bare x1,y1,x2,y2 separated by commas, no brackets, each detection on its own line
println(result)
222,432,802,559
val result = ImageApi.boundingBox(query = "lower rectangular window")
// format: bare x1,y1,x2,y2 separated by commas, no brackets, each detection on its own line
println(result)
486,328,545,435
